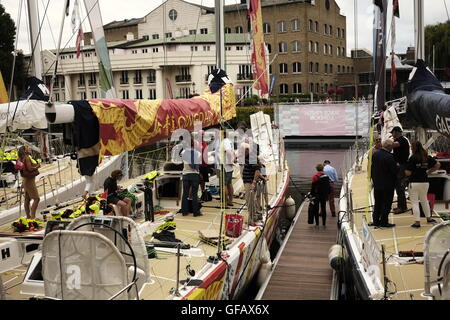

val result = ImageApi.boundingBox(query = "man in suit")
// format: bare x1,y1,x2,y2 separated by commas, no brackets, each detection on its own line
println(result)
370,139,398,228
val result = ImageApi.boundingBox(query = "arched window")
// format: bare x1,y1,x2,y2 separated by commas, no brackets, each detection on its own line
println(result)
225,27,231,34
278,21,286,32
278,42,287,53
315,21,319,32
309,19,313,31
280,83,288,94
329,64,333,74
291,40,300,52
315,62,319,73
279,63,288,74
309,41,313,52
293,83,302,94
314,42,319,53
293,62,301,73
324,64,328,74
309,62,313,73
292,19,300,31
263,23,271,34
235,26,243,33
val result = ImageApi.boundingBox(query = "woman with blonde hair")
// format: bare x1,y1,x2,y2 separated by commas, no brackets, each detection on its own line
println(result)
405,141,441,228
18,146,40,219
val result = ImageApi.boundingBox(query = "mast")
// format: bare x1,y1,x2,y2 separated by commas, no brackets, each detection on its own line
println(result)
215,0,226,70
414,0,425,61
26,0,43,79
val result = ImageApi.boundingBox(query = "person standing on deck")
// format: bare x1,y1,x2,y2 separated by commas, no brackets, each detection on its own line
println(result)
391,126,410,214
214,134,235,208
370,139,398,228
181,137,203,217
323,160,338,217
18,146,40,219
242,148,265,226
405,141,440,228
310,164,331,226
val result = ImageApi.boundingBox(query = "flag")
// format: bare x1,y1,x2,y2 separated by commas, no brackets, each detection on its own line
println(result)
393,0,400,18
391,53,398,89
76,27,84,59
71,0,84,59
0,72,8,104
374,0,384,11
248,0,269,95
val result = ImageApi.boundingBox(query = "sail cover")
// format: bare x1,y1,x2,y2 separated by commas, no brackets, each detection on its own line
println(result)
406,59,450,138
71,83,236,158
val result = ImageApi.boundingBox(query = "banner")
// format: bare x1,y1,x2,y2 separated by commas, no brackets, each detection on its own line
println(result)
0,72,8,104
88,84,236,157
277,103,371,137
248,0,269,95
83,0,116,98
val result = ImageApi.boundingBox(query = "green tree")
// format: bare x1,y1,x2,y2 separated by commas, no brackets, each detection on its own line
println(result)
0,4,26,96
425,20,450,68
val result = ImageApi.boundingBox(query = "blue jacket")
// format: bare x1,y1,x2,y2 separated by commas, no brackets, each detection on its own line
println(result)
371,148,398,190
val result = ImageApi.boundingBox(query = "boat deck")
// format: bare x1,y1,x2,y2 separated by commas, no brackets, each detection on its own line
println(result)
350,157,446,300
1,161,287,300
260,199,339,300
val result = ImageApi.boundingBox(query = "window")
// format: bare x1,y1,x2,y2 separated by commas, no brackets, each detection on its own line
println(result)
54,93,60,101
337,46,340,56
278,42,287,53
149,89,156,99
267,43,272,54
120,71,128,84
152,47,159,53
308,19,313,31
207,65,217,74
134,70,142,84
238,65,252,80
148,69,156,83
279,83,288,94
135,89,143,99
329,64,333,74
342,28,345,38
310,83,314,92
314,42,318,53
291,40,300,52
316,83,320,93
165,32,172,38
293,62,301,73
315,21,319,32
80,92,86,100
329,25,332,36
347,66,350,73
324,44,328,55
236,46,244,51
225,46,231,51
235,26,243,33
142,49,148,53
200,28,208,34
131,50,138,54
338,65,341,73
180,87,190,98
324,64,328,74
278,21,286,33
324,24,328,35
143,35,149,40
309,41,313,52
78,74,85,87
190,46,198,51
342,47,346,56
292,19,300,31
269,65,272,74
293,83,302,94
263,23,271,34
169,9,177,21
122,90,129,99
329,45,332,55
91,91,97,99
203,46,210,51
337,28,340,38
279,63,288,74
189,29,197,35
315,63,319,73
88,73,96,86
309,62,313,73
224,27,231,34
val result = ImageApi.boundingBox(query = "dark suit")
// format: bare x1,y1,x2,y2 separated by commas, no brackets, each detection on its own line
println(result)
371,148,398,226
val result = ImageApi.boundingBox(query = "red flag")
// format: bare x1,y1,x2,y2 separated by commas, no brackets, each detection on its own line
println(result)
391,53,398,90
248,0,269,95
76,27,84,59
393,0,400,18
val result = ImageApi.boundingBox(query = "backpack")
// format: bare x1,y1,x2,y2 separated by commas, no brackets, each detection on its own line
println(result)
316,175,331,196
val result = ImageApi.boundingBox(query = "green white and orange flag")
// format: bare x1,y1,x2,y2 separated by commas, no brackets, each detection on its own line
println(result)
248,0,269,95
0,72,8,103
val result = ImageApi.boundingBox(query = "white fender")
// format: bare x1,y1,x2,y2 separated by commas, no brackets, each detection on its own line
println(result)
328,244,344,270
284,196,296,220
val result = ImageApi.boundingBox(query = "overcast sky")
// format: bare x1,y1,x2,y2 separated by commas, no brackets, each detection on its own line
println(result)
0,0,449,55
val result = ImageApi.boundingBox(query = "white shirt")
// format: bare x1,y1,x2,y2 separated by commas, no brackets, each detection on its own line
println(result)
214,138,235,173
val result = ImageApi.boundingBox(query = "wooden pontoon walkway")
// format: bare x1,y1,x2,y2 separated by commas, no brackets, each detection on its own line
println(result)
260,200,338,300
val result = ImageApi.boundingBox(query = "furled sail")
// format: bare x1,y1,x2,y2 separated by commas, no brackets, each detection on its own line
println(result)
406,59,450,138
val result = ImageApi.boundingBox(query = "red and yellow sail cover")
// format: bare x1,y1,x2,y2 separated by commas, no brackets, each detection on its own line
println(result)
88,84,236,157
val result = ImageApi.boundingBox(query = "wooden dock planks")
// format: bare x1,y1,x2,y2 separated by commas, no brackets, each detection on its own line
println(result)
262,200,338,300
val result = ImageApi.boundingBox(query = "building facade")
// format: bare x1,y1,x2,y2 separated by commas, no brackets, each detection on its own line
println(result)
224,0,354,97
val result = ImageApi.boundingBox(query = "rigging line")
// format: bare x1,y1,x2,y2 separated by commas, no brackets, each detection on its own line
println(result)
444,0,450,20
188,0,204,67
233,0,251,69
42,0,101,77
